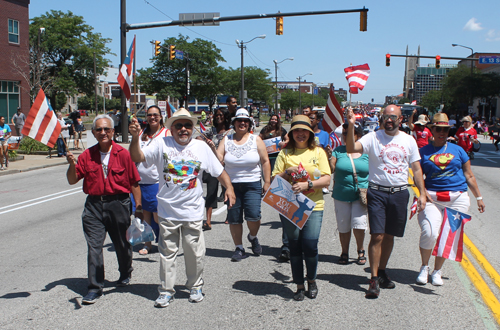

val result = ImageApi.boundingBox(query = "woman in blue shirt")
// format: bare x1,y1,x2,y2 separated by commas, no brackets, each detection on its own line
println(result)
330,122,369,265
0,116,12,170
416,113,485,286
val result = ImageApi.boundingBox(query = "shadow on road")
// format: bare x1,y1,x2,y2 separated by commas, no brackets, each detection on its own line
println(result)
0,292,31,299
316,273,367,293
232,280,293,299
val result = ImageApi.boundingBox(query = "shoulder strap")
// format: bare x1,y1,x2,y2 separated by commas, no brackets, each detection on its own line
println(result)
348,154,359,187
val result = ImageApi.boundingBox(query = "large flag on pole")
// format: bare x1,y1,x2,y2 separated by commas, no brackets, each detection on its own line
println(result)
22,88,61,148
117,36,136,100
166,102,177,118
322,85,344,134
432,207,471,262
344,63,370,94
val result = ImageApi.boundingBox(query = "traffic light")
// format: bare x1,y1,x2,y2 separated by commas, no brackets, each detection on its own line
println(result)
386,54,390,67
360,11,367,31
169,45,176,60
154,40,161,57
435,55,441,69
276,16,283,35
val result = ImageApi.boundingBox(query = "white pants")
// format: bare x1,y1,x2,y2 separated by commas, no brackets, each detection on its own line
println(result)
334,199,368,233
418,191,470,249
158,218,205,295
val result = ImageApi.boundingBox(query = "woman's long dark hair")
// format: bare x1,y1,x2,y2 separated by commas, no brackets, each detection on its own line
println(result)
143,105,164,138
260,114,282,138
214,107,231,132
286,128,316,152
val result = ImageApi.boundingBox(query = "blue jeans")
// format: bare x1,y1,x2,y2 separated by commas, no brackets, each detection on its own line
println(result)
280,210,323,284
56,137,66,156
226,181,262,224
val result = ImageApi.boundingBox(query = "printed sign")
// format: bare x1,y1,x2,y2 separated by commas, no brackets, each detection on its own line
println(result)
262,176,316,229
263,137,282,154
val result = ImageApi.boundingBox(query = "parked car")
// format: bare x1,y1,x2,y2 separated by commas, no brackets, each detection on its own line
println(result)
78,109,89,116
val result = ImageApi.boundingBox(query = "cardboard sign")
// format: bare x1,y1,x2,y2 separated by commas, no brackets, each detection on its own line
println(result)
263,137,282,154
262,176,316,229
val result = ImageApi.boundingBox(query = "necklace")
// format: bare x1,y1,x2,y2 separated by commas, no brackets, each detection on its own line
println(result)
432,141,447,154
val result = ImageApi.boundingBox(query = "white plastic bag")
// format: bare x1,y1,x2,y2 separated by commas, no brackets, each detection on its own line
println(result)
126,215,155,246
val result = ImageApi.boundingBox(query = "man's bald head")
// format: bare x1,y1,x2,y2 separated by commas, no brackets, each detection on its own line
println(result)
384,105,401,117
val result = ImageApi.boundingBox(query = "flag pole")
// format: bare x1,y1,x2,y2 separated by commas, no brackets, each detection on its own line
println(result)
193,126,209,140
349,63,352,108
133,34,137,116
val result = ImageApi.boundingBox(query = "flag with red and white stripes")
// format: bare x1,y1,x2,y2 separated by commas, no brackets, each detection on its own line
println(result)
432,207,471,262
200,122,206,134
329,132,342,150
117,36,136,100
344,63,370,94
409,196,418,219
322,85,344,134
22,89,61,148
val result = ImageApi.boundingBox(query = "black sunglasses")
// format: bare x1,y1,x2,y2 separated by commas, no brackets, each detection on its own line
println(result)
95,127,112,133
147,113,160,117
434,127,450,133
382,114,399,121
235,118,250,124
173,122,193,130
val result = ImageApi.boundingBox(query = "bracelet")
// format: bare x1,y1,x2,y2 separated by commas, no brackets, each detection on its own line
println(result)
476,196,483,201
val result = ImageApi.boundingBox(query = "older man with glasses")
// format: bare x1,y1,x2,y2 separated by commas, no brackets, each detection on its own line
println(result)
346,105,426,299
66,114,142,305
129,108,235,308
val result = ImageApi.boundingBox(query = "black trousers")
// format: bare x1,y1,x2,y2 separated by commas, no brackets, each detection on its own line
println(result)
82,195,133,292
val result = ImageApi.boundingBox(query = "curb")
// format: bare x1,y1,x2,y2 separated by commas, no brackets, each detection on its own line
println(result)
0,161,67,176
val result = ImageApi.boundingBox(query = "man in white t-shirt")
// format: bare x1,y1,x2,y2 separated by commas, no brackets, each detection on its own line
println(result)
129,108,235,308
346,105,426,299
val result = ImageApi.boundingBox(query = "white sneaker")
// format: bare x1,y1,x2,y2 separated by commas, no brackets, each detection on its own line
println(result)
188,288,204,303
416,265,429,285
322,187,329,194
431,269,444,286
154,294,173,308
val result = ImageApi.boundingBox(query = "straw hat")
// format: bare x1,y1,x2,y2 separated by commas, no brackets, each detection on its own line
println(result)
461,115,472,122
289,115,314,134
414,114,429,126
165,108,197,129
428,113,451,128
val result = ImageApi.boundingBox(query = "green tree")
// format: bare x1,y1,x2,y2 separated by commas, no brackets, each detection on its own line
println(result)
398,97,410,105
28,10,112,106
420,90,446,115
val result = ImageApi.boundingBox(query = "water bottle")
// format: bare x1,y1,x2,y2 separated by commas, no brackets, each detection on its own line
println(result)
313,168,321,180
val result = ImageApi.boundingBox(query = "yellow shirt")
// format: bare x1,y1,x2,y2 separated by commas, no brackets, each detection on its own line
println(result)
272,147,330,211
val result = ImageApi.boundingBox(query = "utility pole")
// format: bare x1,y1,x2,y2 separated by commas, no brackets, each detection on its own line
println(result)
186,53,190,109
93,52,98,114
273,57,293,114
236,35,266,108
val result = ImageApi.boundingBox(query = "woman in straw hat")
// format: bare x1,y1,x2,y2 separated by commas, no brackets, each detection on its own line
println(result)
415,113,485,286
453,115,479,157
409,109,433,148
271,115,331,301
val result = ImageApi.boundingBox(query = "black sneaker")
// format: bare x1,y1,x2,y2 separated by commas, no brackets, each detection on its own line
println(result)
378,272,396,289
247,234,262,256
82,291,102,304
117,276,131,287
278,249,290,262
293,288,305,301
231,247,248,262
365,278,380,299
307,281,318,299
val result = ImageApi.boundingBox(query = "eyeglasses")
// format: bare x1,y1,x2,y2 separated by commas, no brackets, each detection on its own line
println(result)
147,113,160,117
173,122,193,130
95,127,112,133
235,119,250,124
382,114,399,122
309,117,317,121
434,127,450,133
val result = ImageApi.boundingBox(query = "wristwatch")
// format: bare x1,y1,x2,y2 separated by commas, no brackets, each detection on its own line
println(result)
308,180,313,189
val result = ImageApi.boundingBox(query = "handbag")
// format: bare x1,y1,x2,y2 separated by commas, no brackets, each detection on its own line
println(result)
348,154,367,206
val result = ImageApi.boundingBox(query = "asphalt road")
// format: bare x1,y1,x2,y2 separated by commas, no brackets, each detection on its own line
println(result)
0,141,499,329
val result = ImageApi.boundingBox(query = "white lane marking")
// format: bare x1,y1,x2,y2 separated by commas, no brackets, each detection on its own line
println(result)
481,158,497,163
212,204,228,216
0,190,83,215
0,187,82,211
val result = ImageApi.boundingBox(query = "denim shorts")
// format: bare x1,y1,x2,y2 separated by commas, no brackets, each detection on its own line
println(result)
226,181,262,224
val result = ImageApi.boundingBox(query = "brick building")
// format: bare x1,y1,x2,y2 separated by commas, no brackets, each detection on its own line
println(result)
0,0,30,125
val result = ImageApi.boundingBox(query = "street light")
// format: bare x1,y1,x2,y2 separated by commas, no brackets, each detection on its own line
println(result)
273,57,293,114
452,43,474,111
297,72,312,110
236,34,266,108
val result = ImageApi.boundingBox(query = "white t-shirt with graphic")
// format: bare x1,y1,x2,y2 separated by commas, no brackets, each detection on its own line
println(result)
358,130,420,186
142,137,224,221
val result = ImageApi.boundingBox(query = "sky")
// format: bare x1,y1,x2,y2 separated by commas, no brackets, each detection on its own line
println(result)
29,0,500,104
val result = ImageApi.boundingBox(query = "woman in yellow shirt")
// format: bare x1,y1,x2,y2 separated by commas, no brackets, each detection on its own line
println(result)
272,115,331,301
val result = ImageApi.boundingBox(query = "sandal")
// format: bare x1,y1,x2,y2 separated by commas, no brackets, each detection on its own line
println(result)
357,249,367,265
138,245,151,255
338,253,349,265
202,221,212,231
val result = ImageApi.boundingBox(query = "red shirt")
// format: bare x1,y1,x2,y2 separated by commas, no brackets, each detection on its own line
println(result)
412,126,432,148
76,141,140,196
456,127,477,152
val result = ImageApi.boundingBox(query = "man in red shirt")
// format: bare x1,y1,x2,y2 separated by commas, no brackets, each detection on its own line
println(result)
409,110,433,148
66,114,141,305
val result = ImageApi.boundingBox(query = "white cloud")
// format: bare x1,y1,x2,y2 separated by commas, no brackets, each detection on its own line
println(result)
463,18,483,31
486,29,500,42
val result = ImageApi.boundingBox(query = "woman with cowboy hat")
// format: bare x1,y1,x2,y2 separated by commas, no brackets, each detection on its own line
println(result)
453,115,479,157
415,113,485,286
409,109,433,148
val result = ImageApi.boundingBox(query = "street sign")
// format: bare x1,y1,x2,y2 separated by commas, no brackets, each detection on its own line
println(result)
479,56,500,64
468,106,474,114
179,13,220,26
175,50,184,60
158,101,167,111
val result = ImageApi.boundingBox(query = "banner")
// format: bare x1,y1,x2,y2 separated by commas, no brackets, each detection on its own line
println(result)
263,137,282,154
262,176,316,229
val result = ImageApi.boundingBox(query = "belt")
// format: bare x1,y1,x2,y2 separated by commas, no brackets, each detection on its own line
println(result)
369,183,407,194
89,193,129,202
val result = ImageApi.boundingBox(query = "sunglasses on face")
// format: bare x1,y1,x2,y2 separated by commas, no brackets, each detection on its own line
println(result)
235,119,250,124
434,127,450,133
382,114,399,121
147,113,160,117
95,127,112,133
173,122,193,130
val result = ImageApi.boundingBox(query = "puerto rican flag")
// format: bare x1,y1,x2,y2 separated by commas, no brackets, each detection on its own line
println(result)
117,36,136,100
344,63,370,94
411,100,417,105
329,132,342,150
432,207,471,262
199,122,207,134
22,88,61,148
166,102,176,118
409,196,418,219
322,85,344,134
